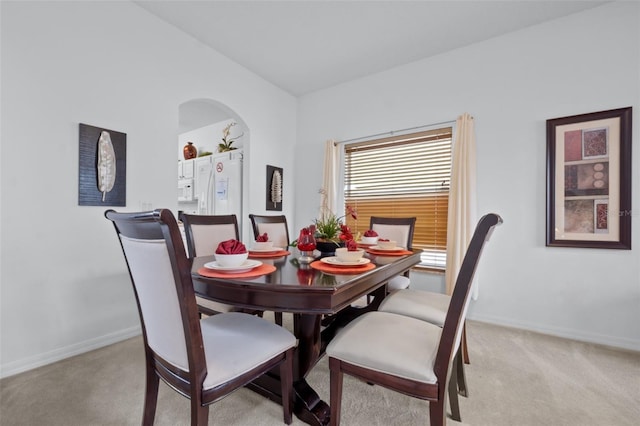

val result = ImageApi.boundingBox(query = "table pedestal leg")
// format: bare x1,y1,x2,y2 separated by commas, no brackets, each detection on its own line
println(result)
248,313,331,425
247,375,330,426
247,298,385,426
292,313,330,425
293,379,330,426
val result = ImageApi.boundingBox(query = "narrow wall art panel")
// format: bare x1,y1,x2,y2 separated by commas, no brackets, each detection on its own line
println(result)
78,123,127,206
266,165,283,211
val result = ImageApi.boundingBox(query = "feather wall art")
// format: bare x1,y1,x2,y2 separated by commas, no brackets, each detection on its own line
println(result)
78,123,126,206
266,165,283,211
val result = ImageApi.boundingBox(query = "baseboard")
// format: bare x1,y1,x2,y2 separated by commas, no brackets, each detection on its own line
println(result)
0,325,141,379
469,312,640,352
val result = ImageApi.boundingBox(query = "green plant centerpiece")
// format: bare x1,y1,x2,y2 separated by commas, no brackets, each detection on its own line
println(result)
218,122,243,152
312,189,358,255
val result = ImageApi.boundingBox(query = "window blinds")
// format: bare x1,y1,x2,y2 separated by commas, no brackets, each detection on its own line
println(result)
344,128,452,268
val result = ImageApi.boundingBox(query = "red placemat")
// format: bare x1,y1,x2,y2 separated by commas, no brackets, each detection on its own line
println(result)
248,250,291,258
197,263,276,279
310,260,376,274
366,248,413,256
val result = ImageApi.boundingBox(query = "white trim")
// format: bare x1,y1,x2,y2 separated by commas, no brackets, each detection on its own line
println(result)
0,326,142,379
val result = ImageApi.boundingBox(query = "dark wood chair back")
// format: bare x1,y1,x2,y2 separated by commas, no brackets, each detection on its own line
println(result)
369,216,417,249
435,213,501,385
180,213,239,258
248,214,291,249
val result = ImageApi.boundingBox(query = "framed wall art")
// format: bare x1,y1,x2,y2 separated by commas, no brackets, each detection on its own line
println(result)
546,107,632,249
266,165,283,211
78,123,127,206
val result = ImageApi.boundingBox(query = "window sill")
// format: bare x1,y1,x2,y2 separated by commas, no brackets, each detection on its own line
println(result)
412,264,445,274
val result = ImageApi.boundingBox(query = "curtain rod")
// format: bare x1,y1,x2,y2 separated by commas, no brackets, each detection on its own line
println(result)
334,119,457,145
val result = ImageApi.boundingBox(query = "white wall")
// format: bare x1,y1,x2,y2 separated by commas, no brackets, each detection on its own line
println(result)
1,1,638,380
0,1,296,377
296,2,640,350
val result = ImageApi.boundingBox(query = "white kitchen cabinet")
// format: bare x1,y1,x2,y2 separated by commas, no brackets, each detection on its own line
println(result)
177,159,195,179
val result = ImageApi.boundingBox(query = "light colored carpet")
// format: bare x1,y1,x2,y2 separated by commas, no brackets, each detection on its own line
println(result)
1,316,639,425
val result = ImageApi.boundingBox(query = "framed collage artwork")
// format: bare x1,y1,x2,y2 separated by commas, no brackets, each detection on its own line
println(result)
546,107,632,249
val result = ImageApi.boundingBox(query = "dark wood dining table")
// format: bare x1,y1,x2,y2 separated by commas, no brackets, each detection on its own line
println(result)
191,249,421,426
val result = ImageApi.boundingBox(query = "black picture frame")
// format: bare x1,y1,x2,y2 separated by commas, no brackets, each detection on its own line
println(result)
546,107,632,249
266,165,283,211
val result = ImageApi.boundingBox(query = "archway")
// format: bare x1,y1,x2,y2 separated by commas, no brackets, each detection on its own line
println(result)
177,98,251,241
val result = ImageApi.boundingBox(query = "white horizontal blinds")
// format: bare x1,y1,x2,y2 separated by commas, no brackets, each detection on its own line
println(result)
344,128,452,268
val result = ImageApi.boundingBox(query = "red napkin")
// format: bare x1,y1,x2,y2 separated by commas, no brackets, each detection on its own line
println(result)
364,229,378,237
378,238,389,242
256,233,269,242
215,239,247,254
346,240,359,251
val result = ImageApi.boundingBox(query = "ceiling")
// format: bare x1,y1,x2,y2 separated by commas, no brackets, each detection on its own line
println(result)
135,0,607,97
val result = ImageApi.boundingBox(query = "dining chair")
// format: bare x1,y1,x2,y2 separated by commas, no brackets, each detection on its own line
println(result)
105,209,296,426
379,287,472,366
379,288,472,400
369,216,416,291
180,213,242,317
248,214,291,250
326,213,501,426
377,213,477,378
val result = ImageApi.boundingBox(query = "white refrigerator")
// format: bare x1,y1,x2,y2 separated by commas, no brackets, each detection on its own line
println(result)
196,150,243,220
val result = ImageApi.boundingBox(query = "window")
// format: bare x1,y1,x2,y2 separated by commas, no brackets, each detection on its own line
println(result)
343,127,453,269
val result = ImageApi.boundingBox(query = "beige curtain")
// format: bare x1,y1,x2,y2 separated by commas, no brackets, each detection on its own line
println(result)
320,139,339,218
445,113,478,298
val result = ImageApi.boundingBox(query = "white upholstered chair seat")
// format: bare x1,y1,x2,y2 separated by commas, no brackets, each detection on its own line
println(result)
379,289,450,325
387,275,410,291
326,311,442,384
200,312,297,389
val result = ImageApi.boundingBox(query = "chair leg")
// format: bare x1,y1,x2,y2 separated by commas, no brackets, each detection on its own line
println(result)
448,352,462,422
462,322,470,364
275,312,283,326
142,368,159,426
191,399,209,426
279,349,294,425
329,358,344,426
429,399,446,426
456,347,468,397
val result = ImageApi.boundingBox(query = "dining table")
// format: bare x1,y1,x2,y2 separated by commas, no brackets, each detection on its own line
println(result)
191,247,421,426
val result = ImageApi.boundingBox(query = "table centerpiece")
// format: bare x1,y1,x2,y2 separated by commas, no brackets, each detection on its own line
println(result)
312,190,358,256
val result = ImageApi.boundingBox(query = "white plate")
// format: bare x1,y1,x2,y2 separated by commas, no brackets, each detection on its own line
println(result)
370,245,405,251
204,259,262,273
320,257,371,267
249,246,284,253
